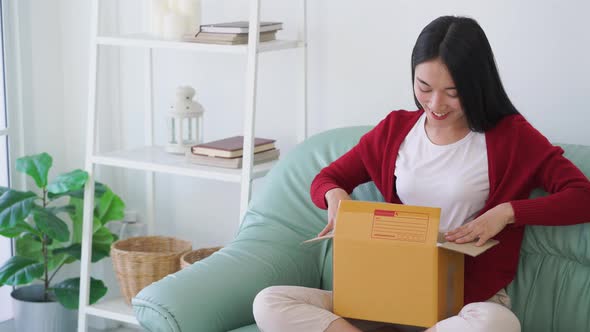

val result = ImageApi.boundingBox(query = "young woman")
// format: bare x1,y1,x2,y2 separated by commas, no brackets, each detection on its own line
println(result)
252,16,590,332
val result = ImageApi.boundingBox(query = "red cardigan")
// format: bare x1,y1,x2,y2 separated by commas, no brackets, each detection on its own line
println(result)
310,109,590,304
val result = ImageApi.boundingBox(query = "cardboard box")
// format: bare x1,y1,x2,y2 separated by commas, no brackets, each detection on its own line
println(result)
306,200,498,328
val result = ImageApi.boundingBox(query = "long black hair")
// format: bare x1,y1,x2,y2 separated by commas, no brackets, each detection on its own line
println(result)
411,16,519,132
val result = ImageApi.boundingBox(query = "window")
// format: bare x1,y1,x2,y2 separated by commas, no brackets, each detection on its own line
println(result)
0,0,13,322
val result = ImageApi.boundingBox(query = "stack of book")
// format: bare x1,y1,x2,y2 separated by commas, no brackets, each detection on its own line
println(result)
186,135,280,169
184,21,283,45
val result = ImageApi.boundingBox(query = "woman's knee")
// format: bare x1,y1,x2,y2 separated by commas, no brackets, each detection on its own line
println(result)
459,302,520,332
435,302,520,332
253,286,287,323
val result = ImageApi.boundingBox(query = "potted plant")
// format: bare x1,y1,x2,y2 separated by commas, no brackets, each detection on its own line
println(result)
0,152,125,331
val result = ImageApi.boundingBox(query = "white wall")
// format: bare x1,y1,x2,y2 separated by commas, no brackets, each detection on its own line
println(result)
112,0,590,248
13,0,590,316
17,0,68,172
308,0,590,144
0,237,11,321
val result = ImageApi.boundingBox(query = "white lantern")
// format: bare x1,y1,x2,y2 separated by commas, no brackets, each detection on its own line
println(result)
166,86,204,154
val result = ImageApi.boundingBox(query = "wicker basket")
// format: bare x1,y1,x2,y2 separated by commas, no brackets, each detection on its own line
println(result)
111,236,192,304
180,246,223,269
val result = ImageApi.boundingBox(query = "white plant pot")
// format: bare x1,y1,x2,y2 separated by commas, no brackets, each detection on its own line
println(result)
11,285,77,332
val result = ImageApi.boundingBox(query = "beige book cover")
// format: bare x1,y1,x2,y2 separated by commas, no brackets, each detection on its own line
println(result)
186,148,279,169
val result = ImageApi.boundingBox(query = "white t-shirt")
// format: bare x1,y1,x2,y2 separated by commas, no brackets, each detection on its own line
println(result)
394,113,489,232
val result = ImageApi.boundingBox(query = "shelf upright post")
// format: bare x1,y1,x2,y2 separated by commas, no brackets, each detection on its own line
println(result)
145,48,156,235
78,0,100,331
239,0,262,223
297,0,308,143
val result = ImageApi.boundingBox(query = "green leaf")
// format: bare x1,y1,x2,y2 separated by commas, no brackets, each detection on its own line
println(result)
15,153,52,188
53,236,111,263
0,190,38,237
53,277,107,309
49,182,107,200
20,231,42,242
93,226,114,244
68,198,83,242
47,253,69,272
94,183,109,197
0,190,37,211
0,222,37,238
71,208,101,243
69,199,102,244
47,205,76,216
15,234,66,271
47,169,88,195
53,226,117,263
52,244,81,260
68,186,112,244
0,256,44,286
32,208,70,242
15,234,42,260
0,186,10,196
91,245,111,262
91,226,114,261
95,189,125,225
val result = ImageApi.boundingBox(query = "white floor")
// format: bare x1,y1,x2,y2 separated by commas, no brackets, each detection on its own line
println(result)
0,320,143,332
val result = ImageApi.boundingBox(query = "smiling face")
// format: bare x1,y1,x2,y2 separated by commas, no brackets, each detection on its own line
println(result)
414,58,469,131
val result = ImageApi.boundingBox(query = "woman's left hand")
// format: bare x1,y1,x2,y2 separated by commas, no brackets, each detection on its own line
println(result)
444,202,515,246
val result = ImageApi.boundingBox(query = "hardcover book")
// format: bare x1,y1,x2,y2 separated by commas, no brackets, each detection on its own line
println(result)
184,31,277,45
186,148,280,169
191,136,276,158
200,21,283,34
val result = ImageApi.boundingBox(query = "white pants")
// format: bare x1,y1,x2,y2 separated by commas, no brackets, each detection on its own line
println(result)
253,286,521,332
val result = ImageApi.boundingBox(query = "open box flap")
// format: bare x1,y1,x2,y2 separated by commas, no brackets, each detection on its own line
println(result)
436,232,499,257
302,231,334,244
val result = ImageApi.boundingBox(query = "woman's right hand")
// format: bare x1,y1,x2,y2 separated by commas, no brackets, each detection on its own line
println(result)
318,188,351,237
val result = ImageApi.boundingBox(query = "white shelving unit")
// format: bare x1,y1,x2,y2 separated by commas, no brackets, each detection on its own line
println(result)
77,1,308,331
98,34,304,53
93,146,277,182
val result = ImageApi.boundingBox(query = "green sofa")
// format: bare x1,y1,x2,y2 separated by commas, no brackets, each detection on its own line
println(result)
132,126,590,332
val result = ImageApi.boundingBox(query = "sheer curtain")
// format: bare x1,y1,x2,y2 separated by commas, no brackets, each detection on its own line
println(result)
0,0,14,322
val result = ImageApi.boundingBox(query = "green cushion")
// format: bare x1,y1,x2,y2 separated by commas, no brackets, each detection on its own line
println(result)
506,144,590,332
132,127,374,331
133,127,590,332
227,324,259,332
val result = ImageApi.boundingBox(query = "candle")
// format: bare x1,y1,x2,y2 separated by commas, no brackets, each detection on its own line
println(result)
178,0,197,15
168,0,178,13
177,0,201,34
150,0,168,37
162,12,187,40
